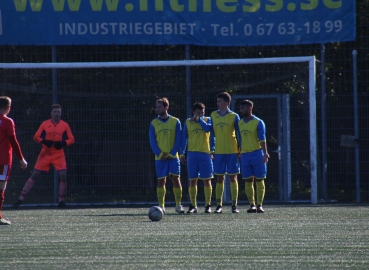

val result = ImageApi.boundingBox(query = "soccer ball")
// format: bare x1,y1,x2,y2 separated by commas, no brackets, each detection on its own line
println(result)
148,206,163,222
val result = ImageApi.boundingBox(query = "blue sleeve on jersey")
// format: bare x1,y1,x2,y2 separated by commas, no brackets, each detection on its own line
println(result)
170,120,182,156
198,117,212,132
210,128,215,152
209,116,215,152
180,121,188,155
234,114,241,149
257,120,266,141
149,123,161,156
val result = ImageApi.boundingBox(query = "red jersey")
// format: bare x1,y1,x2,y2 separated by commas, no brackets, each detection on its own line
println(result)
0,114,24,164
33,119,75,156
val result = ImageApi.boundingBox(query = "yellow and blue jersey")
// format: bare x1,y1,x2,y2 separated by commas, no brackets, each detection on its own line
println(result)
180,116,212,154
149,115,181,160
210,109,240,154
238,116,266,153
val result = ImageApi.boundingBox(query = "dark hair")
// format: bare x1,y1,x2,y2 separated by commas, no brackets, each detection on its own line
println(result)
51,104,62,110
192,102,205,113
217,92,231,103
240,99,254,108
156,97,169,107
0,96,11,110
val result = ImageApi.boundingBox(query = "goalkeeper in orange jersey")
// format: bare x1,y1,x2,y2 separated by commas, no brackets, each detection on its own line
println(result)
13,104,75,208
238,100,269,213
180,102,213,214
149,97,184,214
0,97,27,225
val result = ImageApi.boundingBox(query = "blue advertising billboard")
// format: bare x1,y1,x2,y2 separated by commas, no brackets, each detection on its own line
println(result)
0,0,356,46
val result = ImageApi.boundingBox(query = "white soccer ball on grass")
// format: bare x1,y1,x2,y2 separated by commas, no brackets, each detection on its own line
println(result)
148,206,163,222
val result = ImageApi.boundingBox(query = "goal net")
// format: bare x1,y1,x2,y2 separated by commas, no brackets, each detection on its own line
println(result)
0,57,317,205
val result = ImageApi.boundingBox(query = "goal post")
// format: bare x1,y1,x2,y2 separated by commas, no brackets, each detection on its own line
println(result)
0,56,317,204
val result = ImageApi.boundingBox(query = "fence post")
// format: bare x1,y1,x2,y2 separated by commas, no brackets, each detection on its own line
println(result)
282,94,291,201
309,57,318,204
186,45,191,117
52,45,59,204
185,45,191,203
321,43,327,201
352,50,360,203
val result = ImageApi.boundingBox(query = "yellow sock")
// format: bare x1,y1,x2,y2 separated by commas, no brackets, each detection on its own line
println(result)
230,181,239,206
215,182,224,206
157,186,166,208
173,187,182,206
245,182,255,206
189,186,197,207
256,180,265,206
204,186,212,206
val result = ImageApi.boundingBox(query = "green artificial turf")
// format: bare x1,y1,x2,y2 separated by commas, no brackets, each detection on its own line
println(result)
1,204,368,269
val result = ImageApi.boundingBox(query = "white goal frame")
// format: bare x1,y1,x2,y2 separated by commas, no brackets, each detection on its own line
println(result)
0,56,317,204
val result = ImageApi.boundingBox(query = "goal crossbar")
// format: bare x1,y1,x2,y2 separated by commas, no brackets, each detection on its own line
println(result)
0,56,315,69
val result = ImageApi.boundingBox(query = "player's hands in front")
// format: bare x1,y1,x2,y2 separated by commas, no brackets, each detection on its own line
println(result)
160,152,168,160
41,140,54,148
20,158,27,170
54,141,66,150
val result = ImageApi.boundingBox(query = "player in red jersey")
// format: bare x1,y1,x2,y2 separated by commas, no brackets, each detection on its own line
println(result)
13,104,75,208
0,96,27,225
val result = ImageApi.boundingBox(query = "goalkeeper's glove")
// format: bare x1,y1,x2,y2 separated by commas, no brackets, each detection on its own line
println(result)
41,140,54,148
54,141,66,150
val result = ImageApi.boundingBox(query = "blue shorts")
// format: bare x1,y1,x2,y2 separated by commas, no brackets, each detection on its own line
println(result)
213,154,240,175
187,152,213,180
241,150,267,179
155,158,180,179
